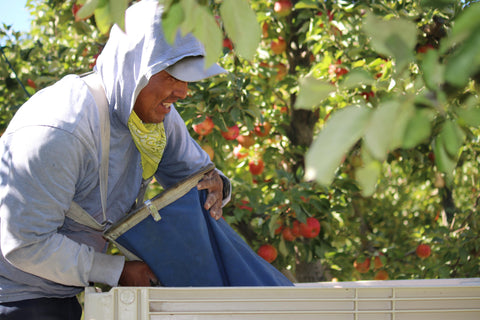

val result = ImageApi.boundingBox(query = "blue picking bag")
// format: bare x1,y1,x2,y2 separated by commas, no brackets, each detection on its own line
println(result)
109,187,293,287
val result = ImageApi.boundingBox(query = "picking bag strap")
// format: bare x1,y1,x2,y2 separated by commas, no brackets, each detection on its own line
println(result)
67,202,108,232
66,72,110,230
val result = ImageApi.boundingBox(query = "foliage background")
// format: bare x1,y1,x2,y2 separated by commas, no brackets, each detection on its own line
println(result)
1,0,479,283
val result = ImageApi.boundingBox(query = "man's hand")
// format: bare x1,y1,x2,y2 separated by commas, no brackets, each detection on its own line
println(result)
119,261,159,286
197,170,223,220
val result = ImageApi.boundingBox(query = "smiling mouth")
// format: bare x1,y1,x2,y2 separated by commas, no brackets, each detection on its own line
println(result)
159,102,172,109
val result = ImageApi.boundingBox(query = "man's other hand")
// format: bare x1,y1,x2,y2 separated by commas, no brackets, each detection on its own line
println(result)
197,170,223,220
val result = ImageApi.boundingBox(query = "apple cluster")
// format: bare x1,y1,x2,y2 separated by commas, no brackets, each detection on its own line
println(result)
353,253,389,280
257,217,321,264
192,115,273,176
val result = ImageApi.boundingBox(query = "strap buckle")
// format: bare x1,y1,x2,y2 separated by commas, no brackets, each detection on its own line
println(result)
144,199,161,221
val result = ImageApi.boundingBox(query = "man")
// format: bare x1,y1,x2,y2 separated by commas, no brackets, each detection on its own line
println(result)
0,0,229,318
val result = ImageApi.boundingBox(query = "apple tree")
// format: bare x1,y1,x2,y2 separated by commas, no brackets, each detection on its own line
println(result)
176,0,480,281
1,0,105,133
2,0,480,282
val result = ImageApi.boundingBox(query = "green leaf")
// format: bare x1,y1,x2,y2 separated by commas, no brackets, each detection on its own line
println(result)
295,76,335,109
363,14,416,71
340,68,375,89
162,2,185,44
305,105,372,186
76,0,99,21
355,159,381,197
220,0,261,61
93,0,112,35
109,0,128,31
457,107,480,127
364,100,413,160
384,33,414,72
179,0,200,36
390,101,415,150
441,120,465,159
444,31,480,87
402,108,435,149
295,0,320,10
442,2,480,50
191,6,222,67
278,237,289,257
268,215,280,238
421,48,444,91
420,0,456,10
434,135,457,183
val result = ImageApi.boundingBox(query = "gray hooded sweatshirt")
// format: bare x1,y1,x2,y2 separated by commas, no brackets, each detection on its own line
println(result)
0,0,228,302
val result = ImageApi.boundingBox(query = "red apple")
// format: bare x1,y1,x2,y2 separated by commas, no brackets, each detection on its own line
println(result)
291,220,301,237
72,3,83,21
274,221,283,235
327,10,334,21
374,253,384,270
223,38,233,51
262,22,269,38
238,200,253,212
249,159,265,175
274,104,288,114
416,244,431,259
417,44,434,54
271,37,286,55
374,269,389,280
275,63,287,81
193,116,214,136
335,67,348,78
361,91,375,101
299,217,321,238
274,0,292,17
26,79,36,90
237,133,255,148
257,244,277,263
354,257,371,273
282,227,296,241
254,122,272,137
221,124,239,140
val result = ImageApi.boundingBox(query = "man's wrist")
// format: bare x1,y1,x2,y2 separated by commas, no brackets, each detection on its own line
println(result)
220,175,230,199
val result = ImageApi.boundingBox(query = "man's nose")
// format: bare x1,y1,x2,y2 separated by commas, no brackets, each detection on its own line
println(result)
174,81,188,99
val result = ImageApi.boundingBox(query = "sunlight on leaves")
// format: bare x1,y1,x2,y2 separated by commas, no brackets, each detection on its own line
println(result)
220,0,261,61
305,106,372,186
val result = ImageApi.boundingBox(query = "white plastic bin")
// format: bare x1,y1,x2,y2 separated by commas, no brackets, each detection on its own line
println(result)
84,278,480,320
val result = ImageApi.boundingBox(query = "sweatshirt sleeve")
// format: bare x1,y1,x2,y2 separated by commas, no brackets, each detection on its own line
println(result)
0,126,123,287
155,106,231,206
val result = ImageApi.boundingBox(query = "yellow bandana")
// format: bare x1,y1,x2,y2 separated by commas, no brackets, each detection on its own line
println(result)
128,111,167,179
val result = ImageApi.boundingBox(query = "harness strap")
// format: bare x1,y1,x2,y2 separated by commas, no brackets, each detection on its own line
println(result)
65,73,110,231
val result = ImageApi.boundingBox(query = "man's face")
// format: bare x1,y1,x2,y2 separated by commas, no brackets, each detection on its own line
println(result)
133,70,188,123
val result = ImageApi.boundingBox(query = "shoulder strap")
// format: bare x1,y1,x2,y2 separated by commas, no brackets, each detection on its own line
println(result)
65,73,110,230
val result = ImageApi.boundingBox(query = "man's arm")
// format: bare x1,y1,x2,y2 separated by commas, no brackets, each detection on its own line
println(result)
0,127,124,287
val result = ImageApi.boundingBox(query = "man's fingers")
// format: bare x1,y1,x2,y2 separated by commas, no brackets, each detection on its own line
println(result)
204,192,222,219
209,204,223,220
197,171,223,220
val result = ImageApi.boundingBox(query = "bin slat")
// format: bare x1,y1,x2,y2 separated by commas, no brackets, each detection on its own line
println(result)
83,278,480,320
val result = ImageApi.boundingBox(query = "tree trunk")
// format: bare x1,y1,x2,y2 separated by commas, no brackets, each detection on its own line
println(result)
295,260,327,283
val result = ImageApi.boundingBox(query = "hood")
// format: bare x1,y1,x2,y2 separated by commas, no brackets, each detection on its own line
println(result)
95,0,206,127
